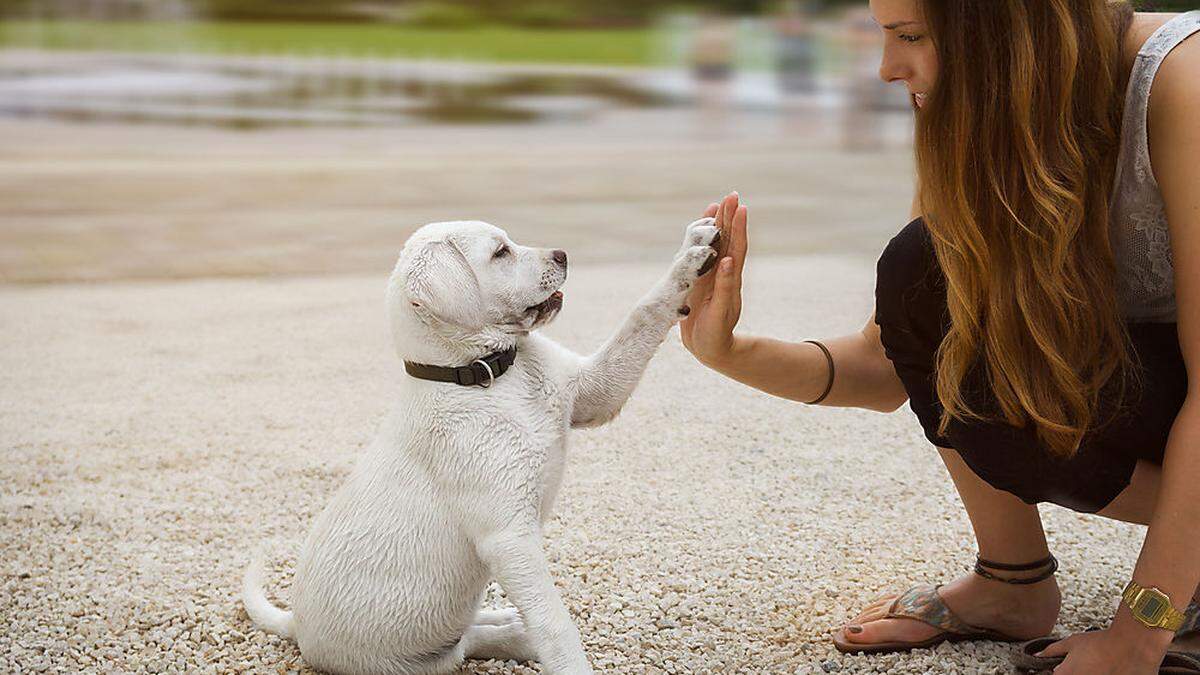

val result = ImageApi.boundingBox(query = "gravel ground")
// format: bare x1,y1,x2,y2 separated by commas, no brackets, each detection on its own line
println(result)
0,253,1149,674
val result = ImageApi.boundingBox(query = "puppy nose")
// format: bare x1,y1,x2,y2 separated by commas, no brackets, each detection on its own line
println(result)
552,249,567,266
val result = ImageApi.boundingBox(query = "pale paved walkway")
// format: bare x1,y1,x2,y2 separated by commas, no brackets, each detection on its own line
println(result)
1,256,1145,673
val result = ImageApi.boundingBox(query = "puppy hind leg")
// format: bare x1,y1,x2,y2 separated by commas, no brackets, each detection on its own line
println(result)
404,644,468,675
473,605,522,626
459,621,537,663
413,619,534,673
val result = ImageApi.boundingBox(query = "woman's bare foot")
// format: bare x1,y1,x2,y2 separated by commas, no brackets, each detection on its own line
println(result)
839,570,1061,647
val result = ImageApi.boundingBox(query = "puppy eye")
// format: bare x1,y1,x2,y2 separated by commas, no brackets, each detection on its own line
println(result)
493,245,510,259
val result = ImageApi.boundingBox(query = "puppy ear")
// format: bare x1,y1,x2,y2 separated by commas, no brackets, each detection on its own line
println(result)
405,239,483,329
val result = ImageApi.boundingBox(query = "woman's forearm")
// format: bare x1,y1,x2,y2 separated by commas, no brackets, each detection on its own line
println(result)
705,325,908,412
1117,396,1200,653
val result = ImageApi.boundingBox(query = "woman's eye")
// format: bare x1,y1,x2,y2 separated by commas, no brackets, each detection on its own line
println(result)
493,246,510,259
899,34,923,43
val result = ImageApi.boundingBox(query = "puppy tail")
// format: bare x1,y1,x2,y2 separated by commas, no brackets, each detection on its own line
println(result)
242,556,295,639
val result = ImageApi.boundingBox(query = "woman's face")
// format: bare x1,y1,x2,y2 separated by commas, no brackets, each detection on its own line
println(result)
869,0,939,108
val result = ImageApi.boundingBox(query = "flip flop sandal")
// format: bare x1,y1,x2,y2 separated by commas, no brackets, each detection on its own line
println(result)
1010,628,1101,672
1013,635,1200,674
1012,602,1200,673
1161,652,1200,674
831,584,1026,655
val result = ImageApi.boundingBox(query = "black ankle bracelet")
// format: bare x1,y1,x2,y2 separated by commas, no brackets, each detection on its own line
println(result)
973,554,1058,585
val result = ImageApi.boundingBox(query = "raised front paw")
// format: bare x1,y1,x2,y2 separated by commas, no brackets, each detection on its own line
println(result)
642,217,721,318
679,217,721,262
673,217,721,281
672,244,720,290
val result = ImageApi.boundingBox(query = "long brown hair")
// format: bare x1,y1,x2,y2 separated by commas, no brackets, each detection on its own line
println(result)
915,0,1138,457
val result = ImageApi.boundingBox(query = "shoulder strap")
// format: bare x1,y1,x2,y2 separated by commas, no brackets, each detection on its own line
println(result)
1119,11,1200,186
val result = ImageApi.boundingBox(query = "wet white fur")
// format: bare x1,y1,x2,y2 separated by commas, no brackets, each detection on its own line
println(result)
244,218,719,674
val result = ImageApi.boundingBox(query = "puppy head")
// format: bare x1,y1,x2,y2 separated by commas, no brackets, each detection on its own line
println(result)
388,221,567,356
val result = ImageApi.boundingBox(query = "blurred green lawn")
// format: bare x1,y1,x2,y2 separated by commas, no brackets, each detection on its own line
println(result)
0,20,659,66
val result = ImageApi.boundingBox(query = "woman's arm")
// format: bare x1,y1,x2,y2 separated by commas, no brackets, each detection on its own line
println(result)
680,193,909,413
1117,32,1200,654
703,316,908,413
1046,34,1200,674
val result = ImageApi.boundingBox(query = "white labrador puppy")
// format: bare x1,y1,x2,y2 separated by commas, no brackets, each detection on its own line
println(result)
243,217,720,674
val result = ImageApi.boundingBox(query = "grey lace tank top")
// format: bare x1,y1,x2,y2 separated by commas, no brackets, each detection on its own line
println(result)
1109,10,1200,323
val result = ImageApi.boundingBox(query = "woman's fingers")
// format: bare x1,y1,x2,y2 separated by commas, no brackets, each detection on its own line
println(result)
707,257,737,317
711,192,738,260
720,192,739,231
689,193,740,311
731,204,748,281
701,201,724,261
714,192,732,233
688,203,721,300
1036,635,1073,658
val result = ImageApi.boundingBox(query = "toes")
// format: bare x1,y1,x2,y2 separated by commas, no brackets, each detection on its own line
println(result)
842,618,940,645
847,604,890,627
848,595,897,623
864,595,898,614
858,603,892,623
696,250,718,276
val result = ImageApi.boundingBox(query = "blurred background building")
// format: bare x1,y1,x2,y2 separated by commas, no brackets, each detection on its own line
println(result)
0,0,1191,282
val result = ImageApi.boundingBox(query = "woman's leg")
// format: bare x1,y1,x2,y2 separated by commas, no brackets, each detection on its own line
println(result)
839,447,1062,646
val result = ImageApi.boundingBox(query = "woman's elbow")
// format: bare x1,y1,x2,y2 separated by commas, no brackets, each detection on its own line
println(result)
872,391,909,414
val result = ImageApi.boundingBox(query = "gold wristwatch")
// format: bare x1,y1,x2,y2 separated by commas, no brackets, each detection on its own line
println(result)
1122,580,1186,631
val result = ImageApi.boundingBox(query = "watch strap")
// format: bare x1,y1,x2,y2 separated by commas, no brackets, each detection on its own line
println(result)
1123,580,1187,631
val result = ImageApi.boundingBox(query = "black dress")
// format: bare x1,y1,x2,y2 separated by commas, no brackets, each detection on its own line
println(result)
874,218,1187,513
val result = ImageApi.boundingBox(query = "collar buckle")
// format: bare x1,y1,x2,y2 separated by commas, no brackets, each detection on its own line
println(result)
470,359,495,388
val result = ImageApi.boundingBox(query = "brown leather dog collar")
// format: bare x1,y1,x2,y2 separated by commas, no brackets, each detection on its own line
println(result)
403,347,517,388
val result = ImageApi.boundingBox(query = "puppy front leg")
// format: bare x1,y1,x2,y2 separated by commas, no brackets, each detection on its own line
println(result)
476,527,592,674
569,217,720,427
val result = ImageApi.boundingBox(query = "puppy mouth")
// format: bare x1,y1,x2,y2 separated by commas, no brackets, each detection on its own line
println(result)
527,290,564,316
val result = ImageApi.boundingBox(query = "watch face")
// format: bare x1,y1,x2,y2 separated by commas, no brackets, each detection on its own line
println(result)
1134,590,1169,622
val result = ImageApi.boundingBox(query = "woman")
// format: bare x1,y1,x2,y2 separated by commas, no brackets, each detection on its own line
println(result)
683,1,1199,673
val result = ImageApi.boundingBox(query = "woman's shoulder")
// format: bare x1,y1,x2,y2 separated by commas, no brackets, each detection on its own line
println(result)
1142,13,1200,178
882,218,932,259
877,217,937,281
1124,11,1199,93
1122,12,1177,69
1147,14,1200,111
1125,13,1162,44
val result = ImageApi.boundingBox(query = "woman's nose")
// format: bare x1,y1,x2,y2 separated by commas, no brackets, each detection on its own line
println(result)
878,46,911,84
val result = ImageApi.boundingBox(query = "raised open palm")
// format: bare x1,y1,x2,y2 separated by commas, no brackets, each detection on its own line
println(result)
680,192,748,367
